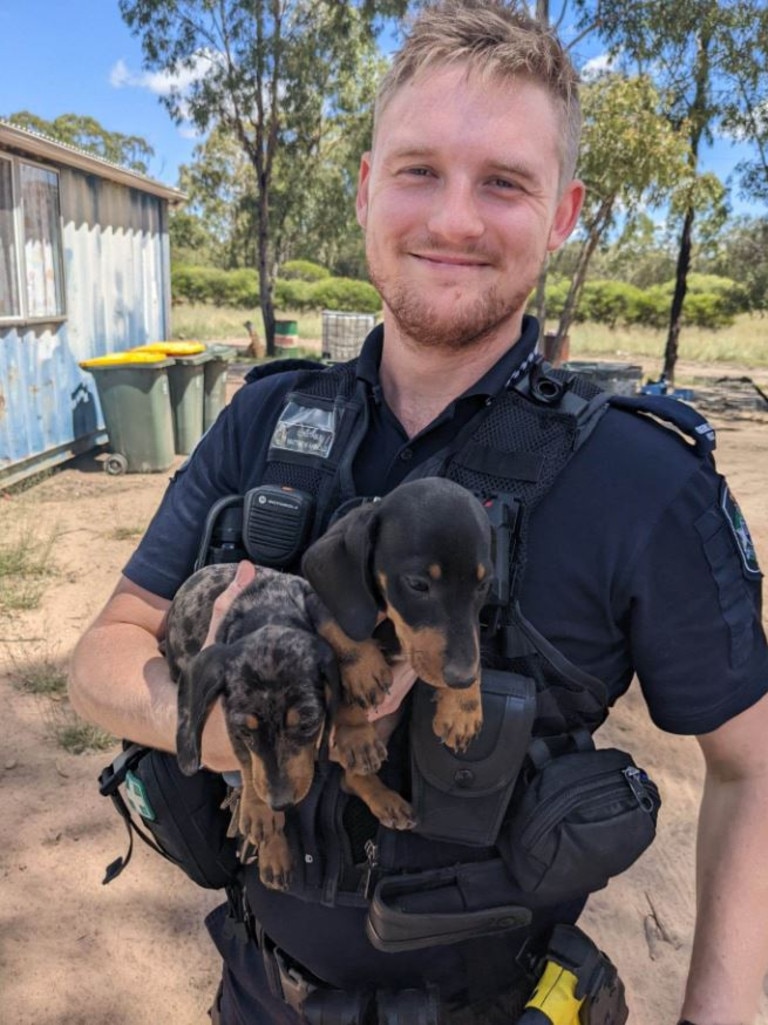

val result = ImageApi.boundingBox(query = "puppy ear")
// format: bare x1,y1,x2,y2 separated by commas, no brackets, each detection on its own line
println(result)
176,644,228,776
301,503,380,641
313,635,342,706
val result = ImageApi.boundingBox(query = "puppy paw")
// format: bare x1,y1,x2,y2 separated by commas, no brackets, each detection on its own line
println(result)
432,687,483,753
332,722,388,775
369,793,417,831
341,642,392,708
238,793,285,846
258,833,293,890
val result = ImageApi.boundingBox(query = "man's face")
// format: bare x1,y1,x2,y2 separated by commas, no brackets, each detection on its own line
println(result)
357,65,583,351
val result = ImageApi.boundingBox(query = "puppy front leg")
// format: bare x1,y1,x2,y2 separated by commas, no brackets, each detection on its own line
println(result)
431,680,483,753
330,702,387,775
236,780,293,891
315,620,392,709
342,771,416,831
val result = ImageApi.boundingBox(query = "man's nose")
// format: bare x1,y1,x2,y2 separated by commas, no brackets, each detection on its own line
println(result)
426,179,485,243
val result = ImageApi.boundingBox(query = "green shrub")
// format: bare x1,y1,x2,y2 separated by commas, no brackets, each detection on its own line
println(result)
683,292,736,329
221,268,260,307
280,259,331,282
171,265,261,307
171,264,213,304
580,280,645,328
627,285,670,329
309,277,382,313
543,276,570,319
274,278,315,311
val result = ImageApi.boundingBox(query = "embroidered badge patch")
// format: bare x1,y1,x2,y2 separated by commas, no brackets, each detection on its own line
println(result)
721,484,761,577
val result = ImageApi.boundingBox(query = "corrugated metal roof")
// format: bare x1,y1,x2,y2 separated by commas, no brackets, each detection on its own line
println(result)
0,119,186,203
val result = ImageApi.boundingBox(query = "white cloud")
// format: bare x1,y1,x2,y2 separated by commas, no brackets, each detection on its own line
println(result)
109,50,218,97
581,52,617,81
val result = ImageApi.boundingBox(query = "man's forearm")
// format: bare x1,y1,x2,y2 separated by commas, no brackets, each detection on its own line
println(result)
68,578,239,772
681,771,768,1024
69,618,180,752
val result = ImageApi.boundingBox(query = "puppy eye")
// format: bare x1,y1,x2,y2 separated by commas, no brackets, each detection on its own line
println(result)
404,575,430,593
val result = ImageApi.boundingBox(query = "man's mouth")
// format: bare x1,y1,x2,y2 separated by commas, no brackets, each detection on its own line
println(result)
411,252,491,268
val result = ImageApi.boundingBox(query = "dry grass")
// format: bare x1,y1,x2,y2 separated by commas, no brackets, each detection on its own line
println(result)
172,303,767,368
171,304,325,344
554,314,768,370
0,521,58,614
6,640,114,754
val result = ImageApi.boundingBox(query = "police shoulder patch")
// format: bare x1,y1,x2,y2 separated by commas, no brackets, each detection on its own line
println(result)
721,483,762,578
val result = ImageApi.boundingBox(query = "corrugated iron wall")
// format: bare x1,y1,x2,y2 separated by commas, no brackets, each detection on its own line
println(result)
0,164,171,487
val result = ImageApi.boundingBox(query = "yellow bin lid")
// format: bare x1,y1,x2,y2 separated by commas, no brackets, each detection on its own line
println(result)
132,341,206,357
80,352,172,368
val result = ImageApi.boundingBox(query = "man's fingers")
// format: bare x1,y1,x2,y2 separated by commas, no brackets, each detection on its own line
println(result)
203,561,256,648
366,661,418,721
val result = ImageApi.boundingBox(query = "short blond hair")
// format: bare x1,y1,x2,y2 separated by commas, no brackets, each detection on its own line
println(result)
374,0,582,189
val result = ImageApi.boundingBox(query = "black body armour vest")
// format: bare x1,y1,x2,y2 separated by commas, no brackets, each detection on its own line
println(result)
238,354,714,921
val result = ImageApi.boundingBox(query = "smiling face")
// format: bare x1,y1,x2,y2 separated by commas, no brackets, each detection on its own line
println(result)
357,65,584,352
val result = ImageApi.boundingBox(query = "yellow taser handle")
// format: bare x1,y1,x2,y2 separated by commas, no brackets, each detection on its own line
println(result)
519,960,585,1025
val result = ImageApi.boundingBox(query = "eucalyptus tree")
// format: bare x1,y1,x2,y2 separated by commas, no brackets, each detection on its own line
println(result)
4,111,155,173
572,0,768,380
119,0,406,354
549,73,690,359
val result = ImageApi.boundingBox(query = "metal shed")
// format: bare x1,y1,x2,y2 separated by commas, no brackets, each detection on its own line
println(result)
0,121,183,487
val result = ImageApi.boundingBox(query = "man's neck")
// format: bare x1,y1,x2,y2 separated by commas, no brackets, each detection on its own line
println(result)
378,315,525,438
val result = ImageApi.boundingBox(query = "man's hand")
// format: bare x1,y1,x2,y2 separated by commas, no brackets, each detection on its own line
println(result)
366,659,418,722
198,561,257,772
202,560,257,648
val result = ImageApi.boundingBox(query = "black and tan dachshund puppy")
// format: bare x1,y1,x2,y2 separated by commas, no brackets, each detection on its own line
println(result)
164,562,415,890
302,477,494,781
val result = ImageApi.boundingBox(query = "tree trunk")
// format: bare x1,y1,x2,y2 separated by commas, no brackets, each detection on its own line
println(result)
257,179,276,356
532,263,548,341
551,197,614,364
662,26,711,385
662,204,694,385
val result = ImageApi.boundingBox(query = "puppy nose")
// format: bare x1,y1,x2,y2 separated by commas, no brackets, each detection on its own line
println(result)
444,672,477,690
269,797,292,812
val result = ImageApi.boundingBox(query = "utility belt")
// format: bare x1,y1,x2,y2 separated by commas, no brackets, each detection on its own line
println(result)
231,893,627,1025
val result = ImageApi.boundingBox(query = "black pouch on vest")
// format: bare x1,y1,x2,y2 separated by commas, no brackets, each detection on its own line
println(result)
99,743,240,889
410,670,536,846
497,733,661,904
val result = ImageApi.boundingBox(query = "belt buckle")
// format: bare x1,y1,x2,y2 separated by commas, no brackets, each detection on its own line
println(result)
274,948,317,1015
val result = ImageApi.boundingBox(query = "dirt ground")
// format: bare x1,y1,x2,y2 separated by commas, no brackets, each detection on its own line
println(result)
1,357,767,1025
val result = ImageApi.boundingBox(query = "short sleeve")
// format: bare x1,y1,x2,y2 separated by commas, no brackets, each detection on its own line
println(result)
628,462,768,734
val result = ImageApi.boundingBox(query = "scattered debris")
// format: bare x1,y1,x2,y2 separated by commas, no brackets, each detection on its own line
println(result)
643,891,683,961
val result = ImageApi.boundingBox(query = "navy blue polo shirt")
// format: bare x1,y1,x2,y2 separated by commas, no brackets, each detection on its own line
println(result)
125,317,767,735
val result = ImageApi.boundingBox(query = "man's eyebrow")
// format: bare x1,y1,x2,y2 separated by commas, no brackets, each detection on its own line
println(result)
384,145,438,163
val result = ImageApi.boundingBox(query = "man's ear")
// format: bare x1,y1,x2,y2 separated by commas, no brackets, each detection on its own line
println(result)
547,178,585,252
356,151,372,230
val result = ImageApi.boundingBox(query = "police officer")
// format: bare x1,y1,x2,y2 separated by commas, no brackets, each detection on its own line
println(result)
69,2,768,1023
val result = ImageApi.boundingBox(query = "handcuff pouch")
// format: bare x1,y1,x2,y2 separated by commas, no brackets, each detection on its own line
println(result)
410,670,536,846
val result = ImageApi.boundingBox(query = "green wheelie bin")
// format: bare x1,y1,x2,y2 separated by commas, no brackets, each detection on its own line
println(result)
79,352,176,475
132,342,208,455
202,344,238,431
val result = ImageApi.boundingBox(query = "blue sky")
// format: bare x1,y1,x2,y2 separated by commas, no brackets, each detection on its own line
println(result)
0,0,762,216
0,0,198,185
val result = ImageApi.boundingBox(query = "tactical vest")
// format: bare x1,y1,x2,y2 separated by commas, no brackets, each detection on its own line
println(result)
231,353,714,928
